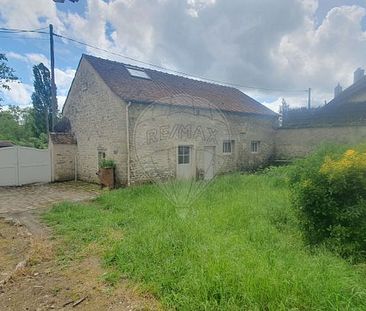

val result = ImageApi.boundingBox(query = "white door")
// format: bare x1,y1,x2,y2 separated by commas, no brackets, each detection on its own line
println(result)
177,145,194,180
203,146,215,180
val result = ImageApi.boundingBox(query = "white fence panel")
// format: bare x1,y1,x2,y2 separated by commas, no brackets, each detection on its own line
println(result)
0,146,51,186
18,147,51,185
0,147,18,186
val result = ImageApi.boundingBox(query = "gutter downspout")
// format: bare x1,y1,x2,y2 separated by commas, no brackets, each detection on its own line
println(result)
126,102,132,187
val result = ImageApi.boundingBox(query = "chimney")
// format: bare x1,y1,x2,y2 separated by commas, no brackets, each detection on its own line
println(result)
354,67,364,84
334,83,342,98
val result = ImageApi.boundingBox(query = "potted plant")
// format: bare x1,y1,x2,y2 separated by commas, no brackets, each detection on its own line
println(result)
97,159,116,189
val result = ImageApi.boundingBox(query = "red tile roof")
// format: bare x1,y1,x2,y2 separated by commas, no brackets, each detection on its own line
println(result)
83,55,276,116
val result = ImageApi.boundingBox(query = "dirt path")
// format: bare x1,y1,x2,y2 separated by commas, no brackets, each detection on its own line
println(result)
0,231,159,310
0,183,161,311
0,220,30,285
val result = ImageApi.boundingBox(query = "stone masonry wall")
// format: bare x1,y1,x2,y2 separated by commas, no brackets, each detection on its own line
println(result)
63,58,128,185
50,143,77,181
62,57,276,185
275,125,366,159
226,112,276,170
128,102,276,184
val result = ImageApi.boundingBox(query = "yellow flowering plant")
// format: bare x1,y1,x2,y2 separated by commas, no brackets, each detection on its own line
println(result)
290,145,366,262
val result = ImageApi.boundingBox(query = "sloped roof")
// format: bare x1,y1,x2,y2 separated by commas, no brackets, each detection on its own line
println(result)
281,76,366,128
83,54,276,116
325,75,366,109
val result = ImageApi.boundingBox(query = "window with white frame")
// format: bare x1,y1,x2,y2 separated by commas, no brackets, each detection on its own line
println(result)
223,140,234,154
178,146,190,164
251,141,260,153
125,65,151,80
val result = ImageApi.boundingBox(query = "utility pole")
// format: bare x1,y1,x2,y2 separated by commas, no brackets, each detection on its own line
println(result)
49,24,58,132
307,88,311,110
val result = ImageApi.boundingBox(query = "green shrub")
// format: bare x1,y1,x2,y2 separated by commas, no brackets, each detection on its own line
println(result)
290,144,366,261
44,174,366,310
100,159,116,169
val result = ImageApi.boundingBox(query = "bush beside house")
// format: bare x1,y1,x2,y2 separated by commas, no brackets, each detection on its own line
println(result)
288,144,366,262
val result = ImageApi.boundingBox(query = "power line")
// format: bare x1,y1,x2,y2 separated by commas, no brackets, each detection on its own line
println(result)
0,26,309,93
0,26,48,33
0,28,49,40
54,33,307,93
0,35,49,41
0,30,48,36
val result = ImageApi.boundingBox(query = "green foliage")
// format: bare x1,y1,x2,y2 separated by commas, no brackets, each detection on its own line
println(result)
99,159,116,169
289,144,366,261
31,63,54,135
286,144,348,185
0,106,47,148
0,53,18,101
0,107,21,140
0,56,50,148
44,174,366,310
54,117,71,133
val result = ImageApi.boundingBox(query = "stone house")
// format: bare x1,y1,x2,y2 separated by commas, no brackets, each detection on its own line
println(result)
282,68,366,128
60,54,277,186
276,68,366,158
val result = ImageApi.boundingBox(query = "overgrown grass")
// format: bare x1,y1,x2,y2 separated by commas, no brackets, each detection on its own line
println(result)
43,173,366,310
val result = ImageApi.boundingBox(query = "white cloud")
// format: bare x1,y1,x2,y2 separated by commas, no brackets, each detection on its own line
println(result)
2,0,366,111
0,0,64,31
54,68,75,112
6,52,28,62
57,95,67,111
55,68,75,91
4,51,74,108
6,52,50,66
2,82,32,107
187,0,216,17
262,97,283,113
273,5,366,94
26,53,50,67
63,0,114,58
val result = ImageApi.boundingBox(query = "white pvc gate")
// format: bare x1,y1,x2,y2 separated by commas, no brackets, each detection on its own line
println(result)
0,146,51,186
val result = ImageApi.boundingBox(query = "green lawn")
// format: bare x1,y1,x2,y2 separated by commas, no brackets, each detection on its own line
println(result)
43,173,366,310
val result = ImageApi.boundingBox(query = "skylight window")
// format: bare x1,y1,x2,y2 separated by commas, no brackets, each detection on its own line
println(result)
125,66,151,80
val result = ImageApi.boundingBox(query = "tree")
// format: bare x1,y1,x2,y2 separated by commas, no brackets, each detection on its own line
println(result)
0,54,18,102
0,108,20,141
0,106,47,148
279,98,289,127
54,116,71,133
31,63,54,136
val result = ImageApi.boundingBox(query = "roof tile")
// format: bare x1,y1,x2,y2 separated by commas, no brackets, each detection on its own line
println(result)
83,54,276,116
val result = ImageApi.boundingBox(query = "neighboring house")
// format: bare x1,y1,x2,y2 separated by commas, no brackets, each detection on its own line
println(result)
282,68,366,128
321,68,366,124
62,54,277,186
276,68,366,159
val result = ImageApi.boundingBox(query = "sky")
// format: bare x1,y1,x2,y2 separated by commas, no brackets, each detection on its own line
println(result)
0,0,366,112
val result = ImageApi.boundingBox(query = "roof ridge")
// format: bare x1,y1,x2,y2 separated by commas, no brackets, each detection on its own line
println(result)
82,54,243,93
326,75,366,107
82,54,276,116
